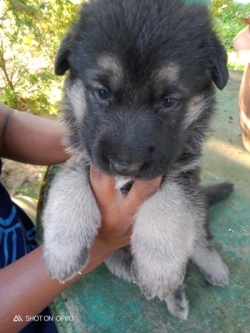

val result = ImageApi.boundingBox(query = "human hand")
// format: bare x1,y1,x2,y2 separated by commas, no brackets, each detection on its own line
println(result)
90,164,162,251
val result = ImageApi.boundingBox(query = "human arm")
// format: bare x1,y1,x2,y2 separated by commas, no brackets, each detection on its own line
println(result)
0,164,162,333
0,102,69,165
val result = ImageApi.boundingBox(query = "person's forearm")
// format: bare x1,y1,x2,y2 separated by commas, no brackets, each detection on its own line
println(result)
0,102,70,165
0,239,115,333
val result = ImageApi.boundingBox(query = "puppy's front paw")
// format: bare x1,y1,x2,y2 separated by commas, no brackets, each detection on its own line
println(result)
131,183,195,300
131,252,186,300
43,198,101,282
44,242,89,282
42,161,101,282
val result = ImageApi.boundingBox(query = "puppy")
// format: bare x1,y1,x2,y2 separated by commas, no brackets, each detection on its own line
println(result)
42,0,232,319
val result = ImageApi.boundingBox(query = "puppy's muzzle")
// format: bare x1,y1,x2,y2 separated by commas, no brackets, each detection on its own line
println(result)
94,128,155,177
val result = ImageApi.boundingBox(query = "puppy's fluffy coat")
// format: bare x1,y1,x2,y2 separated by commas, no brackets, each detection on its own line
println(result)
42,0,232,319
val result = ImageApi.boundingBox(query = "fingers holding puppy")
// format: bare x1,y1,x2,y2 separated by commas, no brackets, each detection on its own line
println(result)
90,164,162,247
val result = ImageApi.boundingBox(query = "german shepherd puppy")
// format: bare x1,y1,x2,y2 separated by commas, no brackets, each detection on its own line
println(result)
42,0,232,319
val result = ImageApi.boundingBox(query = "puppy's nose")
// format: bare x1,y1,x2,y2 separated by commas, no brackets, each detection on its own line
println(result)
111,161,141,176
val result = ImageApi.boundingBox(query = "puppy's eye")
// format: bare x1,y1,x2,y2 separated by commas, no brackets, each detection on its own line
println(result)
96,89,110,101
162,98,178,109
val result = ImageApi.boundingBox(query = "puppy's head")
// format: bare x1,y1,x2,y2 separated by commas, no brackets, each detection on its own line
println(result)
56,0,228,180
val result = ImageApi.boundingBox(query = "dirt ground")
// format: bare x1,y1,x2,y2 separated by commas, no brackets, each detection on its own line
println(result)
1,159,44,198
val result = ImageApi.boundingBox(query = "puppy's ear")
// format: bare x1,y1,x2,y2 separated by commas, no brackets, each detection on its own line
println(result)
55,30,75,76
210,34,229,90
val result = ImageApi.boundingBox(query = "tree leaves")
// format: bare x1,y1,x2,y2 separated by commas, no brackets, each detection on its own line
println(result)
0,0,82,114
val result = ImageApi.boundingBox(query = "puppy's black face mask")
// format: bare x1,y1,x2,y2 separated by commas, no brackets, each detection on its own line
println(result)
81,60,186,179
55,0,228,180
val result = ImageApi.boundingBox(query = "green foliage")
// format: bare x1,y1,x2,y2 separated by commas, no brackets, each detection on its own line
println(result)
210,0,233,17
0,0,81,115
210,0,250,70
211,0,250,53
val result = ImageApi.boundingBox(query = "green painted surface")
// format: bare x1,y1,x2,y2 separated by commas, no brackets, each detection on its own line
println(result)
39,71,250,332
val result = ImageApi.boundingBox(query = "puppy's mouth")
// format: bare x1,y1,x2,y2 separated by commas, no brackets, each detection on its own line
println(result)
116,180,134,196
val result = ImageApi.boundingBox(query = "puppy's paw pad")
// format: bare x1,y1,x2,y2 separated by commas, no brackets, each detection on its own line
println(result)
165,286,189,320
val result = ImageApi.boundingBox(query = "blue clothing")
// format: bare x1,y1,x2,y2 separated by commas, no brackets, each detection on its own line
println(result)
0,159,58,333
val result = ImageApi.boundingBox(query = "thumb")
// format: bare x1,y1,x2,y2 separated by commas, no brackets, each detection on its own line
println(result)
123,175,162,214
89,164,117,208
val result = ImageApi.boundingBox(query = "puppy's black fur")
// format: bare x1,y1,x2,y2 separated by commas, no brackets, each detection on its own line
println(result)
55,0,228,181
42,0,232,319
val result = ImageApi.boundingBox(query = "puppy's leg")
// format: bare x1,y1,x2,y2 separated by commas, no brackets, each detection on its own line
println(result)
105,246,133,282
131,181,197,300
165,284,189,320
42,156,101,282
191,232,229,286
